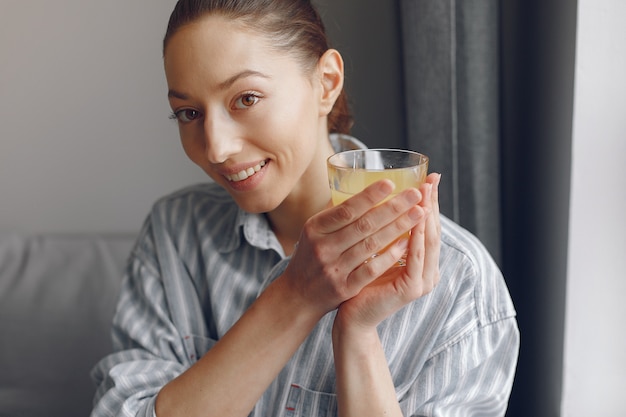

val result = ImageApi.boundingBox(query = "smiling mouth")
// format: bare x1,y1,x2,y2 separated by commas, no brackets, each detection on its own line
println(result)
224,160,268,182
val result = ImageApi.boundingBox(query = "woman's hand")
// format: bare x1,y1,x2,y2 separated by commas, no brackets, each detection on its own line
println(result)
281,177,429,317
333,172,442,331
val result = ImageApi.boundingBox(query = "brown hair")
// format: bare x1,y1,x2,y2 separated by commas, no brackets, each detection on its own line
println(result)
163,0,353,134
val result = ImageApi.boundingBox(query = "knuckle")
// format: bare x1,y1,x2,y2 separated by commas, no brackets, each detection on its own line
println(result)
426,230,441,247
354,216,375,235
300,222,315,240
361,260,379,277
398,214,416,232
363,235,379,253
301,218,324,241
363,187,384,206
311,245,326,263
335,204,355,222
415,246,425,262
388,196,406,215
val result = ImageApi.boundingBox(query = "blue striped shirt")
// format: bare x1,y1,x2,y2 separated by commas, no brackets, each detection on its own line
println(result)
91,136,519,417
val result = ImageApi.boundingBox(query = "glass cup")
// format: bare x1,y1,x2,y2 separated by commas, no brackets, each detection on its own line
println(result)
327,148,429,266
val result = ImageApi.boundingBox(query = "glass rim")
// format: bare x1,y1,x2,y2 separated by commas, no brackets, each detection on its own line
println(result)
327,148,429,171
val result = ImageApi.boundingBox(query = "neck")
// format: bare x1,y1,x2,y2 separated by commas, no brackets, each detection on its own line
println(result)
265,190,332,257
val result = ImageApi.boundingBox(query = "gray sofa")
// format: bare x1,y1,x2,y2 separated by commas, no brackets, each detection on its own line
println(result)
0,234,136,417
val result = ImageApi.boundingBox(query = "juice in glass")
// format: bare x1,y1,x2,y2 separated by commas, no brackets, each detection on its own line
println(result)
327,149,429,265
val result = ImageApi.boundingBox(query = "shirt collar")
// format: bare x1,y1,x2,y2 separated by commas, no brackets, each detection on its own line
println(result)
221,134,368,255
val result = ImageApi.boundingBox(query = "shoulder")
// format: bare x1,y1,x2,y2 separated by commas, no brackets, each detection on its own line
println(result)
438,215,516,326
148,182,238,227
152,181,234,211
439,216,493,276
130,182,240,263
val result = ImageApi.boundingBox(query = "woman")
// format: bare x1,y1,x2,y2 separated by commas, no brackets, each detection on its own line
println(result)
91,1,519,416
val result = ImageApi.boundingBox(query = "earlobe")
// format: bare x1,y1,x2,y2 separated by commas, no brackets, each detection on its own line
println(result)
318,49,344,116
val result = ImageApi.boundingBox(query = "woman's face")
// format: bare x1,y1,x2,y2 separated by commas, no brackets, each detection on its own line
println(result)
164,15,335,214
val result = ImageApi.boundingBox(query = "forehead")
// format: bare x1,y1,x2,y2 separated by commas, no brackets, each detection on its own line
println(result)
164,15,296,86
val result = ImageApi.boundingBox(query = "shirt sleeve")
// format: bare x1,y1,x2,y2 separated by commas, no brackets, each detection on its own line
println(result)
90,236,190,417
399,317,520,417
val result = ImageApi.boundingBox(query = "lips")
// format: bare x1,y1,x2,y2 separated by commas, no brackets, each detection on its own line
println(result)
224,160,267,182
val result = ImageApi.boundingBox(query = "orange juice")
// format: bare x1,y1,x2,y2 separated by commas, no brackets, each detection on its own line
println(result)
329,168,426,206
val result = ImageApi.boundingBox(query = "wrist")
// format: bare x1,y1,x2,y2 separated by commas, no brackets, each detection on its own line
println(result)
332,315,402,417
268,272,327,326
332,310,380,350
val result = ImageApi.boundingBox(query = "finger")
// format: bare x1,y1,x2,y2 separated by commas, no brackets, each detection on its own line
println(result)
346,202,426,264
426,173,442,232
347,237,410,292
405,187,428,282
422,175,442,288
315,179,396,234
337,189,423,268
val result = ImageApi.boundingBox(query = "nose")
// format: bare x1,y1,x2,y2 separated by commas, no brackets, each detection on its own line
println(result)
202,113,242,164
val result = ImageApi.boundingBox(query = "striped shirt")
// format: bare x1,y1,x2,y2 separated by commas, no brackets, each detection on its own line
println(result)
91,136,519,417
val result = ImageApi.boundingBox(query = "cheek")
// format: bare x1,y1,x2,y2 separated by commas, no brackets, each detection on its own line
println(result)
265,95,318,145
269,77,319,126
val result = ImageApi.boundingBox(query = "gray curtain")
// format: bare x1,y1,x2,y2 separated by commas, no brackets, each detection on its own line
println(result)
317,1,576,414
398,1,578,417
399,0,502,264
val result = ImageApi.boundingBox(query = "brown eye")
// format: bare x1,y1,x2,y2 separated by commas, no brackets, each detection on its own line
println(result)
234,93,260,109
172,109,201,123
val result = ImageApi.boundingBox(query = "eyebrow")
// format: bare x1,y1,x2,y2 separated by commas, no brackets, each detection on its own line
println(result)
167,70,271,100
218,69,271,90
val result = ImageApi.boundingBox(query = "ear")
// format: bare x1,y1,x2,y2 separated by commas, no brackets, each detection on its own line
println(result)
317,49,344,117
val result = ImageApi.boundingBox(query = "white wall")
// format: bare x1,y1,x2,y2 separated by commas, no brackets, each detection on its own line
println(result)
562,0,626,415
0,0,207,234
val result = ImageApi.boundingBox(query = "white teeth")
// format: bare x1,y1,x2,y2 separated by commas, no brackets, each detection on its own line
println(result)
226,160,267,182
